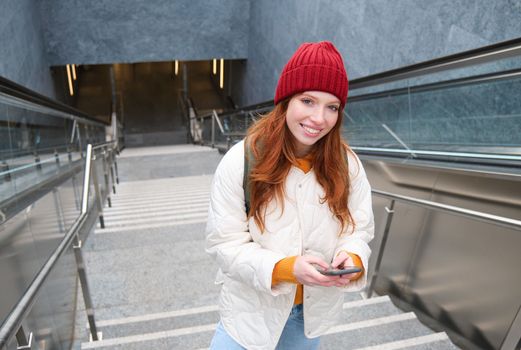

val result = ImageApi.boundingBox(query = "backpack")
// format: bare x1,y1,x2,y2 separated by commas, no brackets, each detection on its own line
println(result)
243,140,254,216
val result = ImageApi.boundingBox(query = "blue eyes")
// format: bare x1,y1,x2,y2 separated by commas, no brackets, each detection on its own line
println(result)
300,98,339,112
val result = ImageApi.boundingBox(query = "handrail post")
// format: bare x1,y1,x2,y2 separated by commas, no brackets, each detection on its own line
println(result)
54,150,60,167
73,237,100,342
1,161,11,182
74,143,100,342
91,156,105,229
101,150,112,208
367,199,395,298
71,171,81,211
15,326,34,349
108,148,116,194
211,111,216,147
113,153,120,185
212,110,225,133
81,145,93,214
34,153,42,172
52,188,65,234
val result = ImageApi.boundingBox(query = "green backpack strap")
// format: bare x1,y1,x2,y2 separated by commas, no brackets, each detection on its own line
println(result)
243,139,255,216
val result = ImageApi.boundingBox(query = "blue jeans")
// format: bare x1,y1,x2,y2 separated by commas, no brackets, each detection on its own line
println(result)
209,304,320,349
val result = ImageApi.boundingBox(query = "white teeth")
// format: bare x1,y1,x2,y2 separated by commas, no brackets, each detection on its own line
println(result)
302,125,320,134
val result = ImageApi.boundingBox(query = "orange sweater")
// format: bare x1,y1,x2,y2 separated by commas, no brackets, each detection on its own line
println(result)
271,155,364,304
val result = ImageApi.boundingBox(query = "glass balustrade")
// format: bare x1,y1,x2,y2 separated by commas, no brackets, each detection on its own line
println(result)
0,94,105,203
344,57,521,158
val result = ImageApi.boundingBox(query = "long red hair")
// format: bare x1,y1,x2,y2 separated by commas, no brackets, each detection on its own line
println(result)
246,98,356,235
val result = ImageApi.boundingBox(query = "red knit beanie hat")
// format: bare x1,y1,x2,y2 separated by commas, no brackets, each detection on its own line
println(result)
274,41,349,107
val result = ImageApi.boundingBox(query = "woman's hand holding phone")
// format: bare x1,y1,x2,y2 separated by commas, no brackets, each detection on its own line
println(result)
293,255,350,287
329,251,363,284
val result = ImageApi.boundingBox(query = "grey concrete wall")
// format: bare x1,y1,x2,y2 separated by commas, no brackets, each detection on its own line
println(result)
237,0,521,106
39,0,250,66
0,0,56,98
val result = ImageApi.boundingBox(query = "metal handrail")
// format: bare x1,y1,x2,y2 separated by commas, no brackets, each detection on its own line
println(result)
366,188,521,299
0,76,107,126
0,142,118,348
372,189,521,230
81,145,94,214
92,141,117,151
348,68,521,102
352,147,521,162
367,188,521,347
0,213,88,349
349,36,521,90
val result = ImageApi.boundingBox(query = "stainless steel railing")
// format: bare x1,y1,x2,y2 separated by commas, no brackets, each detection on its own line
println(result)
0,141,118,349
366,189,521,350
348,37,521,90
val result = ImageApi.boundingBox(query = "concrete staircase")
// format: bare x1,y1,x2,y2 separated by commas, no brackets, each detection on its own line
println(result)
79,294,457,349
74,144,459,350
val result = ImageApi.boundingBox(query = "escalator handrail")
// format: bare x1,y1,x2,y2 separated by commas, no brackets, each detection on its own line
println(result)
372,189,521,231
0,75,108,126
348,68,521,102
352,147,521,162
349,36,521,90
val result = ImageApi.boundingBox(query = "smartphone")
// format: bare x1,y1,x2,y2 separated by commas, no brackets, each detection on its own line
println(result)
316,266,362,276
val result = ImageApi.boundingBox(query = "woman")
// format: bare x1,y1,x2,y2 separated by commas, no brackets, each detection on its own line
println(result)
206,41,374,350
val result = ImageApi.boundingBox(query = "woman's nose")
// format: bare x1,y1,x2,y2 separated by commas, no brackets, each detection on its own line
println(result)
309,107,326,124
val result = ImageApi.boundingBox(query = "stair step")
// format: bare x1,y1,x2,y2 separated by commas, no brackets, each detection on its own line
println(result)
80,316,431,349
81,324,215,349
83,222,209,252
81,297,440,349
90,295,391,339
341,296,404,323
107,191,210,207
320,315,444,349
352,332,456,350
93,309,220,339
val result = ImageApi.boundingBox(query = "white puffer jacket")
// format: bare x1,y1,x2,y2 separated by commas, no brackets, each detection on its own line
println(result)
205,140,374,350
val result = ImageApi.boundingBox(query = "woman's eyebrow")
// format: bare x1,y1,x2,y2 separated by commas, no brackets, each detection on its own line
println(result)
301,93,340,104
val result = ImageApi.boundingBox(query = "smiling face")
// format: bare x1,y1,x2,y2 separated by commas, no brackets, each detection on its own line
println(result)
285,91,341,157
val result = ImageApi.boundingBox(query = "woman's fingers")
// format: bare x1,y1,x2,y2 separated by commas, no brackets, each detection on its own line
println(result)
294,255,333,286
330,251,348,268
331,274,352,287
331,252,353,269
294,255,355,287
302,255,330,270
